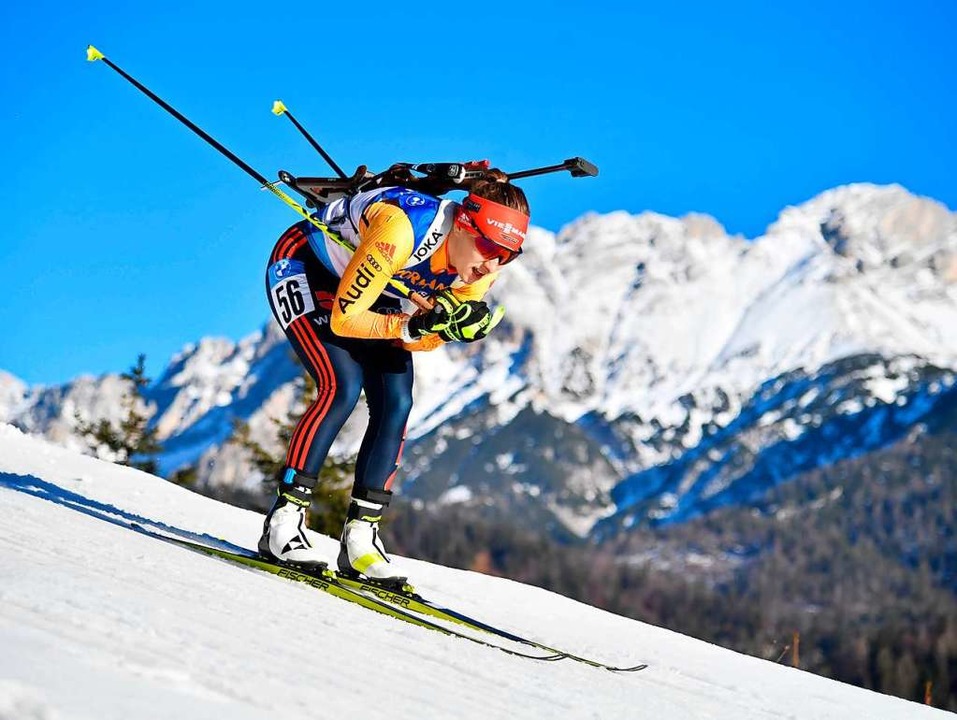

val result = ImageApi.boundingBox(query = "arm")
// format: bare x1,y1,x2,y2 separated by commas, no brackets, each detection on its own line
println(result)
329,202,414,340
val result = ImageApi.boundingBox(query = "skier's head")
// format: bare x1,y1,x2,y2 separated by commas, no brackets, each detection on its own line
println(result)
449,171,530,283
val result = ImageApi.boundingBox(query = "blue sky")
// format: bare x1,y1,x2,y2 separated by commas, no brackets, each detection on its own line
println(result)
2,1,955,386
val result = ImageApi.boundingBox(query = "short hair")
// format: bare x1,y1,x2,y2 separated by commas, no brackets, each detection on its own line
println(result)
470,170,530,217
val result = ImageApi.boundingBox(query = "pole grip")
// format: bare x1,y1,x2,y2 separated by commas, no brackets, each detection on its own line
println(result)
408,291,433,311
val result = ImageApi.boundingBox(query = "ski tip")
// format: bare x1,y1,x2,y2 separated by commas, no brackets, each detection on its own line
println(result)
86,45,105,63
272,100,287,116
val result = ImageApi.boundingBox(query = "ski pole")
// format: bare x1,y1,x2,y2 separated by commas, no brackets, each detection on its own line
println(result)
86,45,272,188
86,45,432,311
272,101,347,179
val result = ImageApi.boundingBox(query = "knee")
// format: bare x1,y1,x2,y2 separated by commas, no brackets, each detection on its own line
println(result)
336,374,364,410
314,373,363,421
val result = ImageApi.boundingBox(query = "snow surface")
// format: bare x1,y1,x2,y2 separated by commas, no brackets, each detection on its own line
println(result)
0,424,945,720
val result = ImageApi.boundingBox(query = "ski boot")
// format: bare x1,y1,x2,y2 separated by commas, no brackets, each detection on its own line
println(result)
337,488,407,589
258,469,329,570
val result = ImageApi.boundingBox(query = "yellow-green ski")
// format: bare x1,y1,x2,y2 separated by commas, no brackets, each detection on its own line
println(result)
131,523,646,672
131,523,565,662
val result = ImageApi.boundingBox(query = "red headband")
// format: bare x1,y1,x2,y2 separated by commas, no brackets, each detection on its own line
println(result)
459,194,529,253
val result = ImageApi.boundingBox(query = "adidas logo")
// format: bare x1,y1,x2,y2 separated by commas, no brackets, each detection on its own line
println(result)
375,241,396,260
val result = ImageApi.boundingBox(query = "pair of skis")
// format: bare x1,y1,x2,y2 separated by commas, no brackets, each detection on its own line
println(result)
131,523,646,673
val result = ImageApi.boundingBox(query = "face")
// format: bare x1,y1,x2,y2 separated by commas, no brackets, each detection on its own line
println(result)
447,225,504,283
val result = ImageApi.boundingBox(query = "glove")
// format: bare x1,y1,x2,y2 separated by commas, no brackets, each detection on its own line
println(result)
439,301,505,343
408,292,505,343
407,292,459,338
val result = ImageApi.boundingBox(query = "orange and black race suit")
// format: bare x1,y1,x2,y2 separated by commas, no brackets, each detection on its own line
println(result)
265,187,496,496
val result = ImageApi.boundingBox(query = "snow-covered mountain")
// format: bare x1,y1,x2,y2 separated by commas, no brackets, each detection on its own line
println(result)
0,424,948,720
2,183,955,539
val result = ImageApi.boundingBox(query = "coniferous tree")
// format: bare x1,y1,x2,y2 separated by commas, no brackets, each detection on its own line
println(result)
167,465,198,487
231,361,353,536
76,353,162,473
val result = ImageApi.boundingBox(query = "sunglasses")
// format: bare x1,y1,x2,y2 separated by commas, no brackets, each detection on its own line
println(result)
456,213,522,266
473,230,522,266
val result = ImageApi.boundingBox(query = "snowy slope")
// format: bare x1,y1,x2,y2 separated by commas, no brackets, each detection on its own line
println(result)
0,424,945,720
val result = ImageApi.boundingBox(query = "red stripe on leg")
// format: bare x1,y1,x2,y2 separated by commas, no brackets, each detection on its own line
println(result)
287,319,337,469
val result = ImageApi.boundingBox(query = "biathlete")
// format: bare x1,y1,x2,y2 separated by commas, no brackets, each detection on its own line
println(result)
260,171,530,583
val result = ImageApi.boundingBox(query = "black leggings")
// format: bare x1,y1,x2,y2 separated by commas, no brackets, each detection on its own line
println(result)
265,223,414,493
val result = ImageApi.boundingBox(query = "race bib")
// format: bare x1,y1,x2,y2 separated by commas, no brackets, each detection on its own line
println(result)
268,259,316,328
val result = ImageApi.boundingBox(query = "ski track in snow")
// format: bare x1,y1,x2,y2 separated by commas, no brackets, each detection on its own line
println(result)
0,424,946,720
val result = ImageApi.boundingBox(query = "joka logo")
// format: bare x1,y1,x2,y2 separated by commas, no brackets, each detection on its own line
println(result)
412,230,444,262
314,291,335,311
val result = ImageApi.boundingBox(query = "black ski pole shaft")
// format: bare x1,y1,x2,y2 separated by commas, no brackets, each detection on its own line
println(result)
86,45,435,313
86,45,271,188
272,101,347,179
507,157,599,180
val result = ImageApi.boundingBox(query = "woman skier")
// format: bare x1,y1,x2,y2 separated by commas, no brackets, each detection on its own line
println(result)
259,170,530,584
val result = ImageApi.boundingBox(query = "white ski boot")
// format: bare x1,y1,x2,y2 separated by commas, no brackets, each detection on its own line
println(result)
337,491,405,585
258,470,329,569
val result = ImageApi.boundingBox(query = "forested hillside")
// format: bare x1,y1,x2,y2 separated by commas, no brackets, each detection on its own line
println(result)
387,430,957,709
